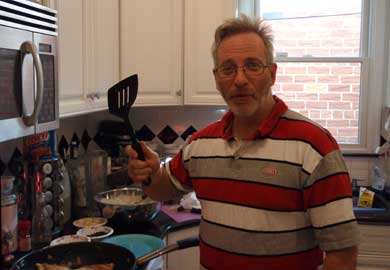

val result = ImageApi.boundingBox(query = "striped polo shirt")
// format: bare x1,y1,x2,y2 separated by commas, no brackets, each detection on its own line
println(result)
166,96,360,270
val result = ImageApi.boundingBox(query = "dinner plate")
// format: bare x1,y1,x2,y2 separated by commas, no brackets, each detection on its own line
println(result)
72,217,107,228
102,234,164,258
50,234,89,246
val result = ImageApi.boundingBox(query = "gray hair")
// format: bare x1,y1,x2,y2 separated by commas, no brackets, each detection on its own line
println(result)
211,14,274,67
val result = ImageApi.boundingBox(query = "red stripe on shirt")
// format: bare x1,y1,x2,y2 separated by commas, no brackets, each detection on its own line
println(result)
193,179,303,211
271,118,338,156
303,173,352,208
200,239,323,270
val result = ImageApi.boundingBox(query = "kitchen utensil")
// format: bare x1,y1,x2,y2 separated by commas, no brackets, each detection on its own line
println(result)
103,234,164,258
107,74,151,185
94,188,160,224
11,236,199,270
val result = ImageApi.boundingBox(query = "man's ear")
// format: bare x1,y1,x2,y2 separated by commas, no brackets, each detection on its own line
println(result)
270,63,278,85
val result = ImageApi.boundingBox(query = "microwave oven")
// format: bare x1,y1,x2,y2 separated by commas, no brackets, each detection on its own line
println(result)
0,0,58,142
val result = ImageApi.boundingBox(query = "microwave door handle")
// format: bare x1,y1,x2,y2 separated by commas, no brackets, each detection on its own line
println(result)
20,41,44,127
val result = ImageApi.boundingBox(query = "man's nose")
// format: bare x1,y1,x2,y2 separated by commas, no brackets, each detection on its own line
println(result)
234,67,249,87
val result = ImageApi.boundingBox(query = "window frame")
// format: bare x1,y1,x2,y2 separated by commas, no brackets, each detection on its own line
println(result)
237,0,390,154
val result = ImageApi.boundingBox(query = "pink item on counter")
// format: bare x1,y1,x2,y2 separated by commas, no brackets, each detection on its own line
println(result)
161,205,200,223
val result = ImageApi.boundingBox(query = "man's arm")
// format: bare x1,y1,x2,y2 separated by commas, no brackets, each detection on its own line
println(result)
323,246,358,270
126,143,181,201
142,165,181,201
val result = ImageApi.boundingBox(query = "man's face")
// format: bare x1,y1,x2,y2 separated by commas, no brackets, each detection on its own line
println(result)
214,32,277,118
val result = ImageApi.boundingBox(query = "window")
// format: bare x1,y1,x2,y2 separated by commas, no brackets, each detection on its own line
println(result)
237,0,390,153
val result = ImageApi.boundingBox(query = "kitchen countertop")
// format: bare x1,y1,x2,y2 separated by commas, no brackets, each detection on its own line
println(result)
5,203,389,268
106,204,201,238
3,204,201,269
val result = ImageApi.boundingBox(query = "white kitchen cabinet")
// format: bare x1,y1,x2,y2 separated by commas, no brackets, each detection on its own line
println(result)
184,0,236,105
56,0,119,117
119,0,183,106
119,0,236,106
357,224,390,270
164,226,199,270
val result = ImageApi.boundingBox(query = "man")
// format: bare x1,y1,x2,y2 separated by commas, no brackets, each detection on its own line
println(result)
127,15,360,270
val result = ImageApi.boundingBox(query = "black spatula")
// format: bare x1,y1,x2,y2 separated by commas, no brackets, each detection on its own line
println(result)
107,74,151,185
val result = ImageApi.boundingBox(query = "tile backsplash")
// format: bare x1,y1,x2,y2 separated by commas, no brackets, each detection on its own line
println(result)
0,105,380,184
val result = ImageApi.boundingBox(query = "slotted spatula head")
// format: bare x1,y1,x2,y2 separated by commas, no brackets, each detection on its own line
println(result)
107,74,138,118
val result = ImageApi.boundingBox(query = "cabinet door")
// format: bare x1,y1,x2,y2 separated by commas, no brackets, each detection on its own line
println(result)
120,0,183,106
57,0,119,117
184,0,236,105
57,0,86,117
84,0,119,111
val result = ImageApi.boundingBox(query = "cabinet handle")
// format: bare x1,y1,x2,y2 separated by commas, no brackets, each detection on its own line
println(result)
176,90,182,96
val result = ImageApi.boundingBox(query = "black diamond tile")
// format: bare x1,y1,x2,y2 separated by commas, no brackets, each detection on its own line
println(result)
0,158,6,176
71,133,80,147
136,125,155,141
157,125,179,144
93,132,104,149
181,126,197,141
58,135,69,159
8,148,23,175
81,129,92,151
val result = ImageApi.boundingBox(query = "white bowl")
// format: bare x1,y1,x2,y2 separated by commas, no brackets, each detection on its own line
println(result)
50,234,89,246
76,226,114,241
72,217,107,228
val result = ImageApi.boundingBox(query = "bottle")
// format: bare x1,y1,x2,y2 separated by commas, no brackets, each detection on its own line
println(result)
31,192,51,249
371,165,386,192
67,141,88,218
18,220,32,252
1,175,18,256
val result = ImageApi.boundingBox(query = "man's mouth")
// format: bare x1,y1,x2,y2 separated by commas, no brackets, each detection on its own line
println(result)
230,94,254,102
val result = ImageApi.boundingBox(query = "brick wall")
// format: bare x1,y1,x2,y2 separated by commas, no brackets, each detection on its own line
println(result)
270,14,361,143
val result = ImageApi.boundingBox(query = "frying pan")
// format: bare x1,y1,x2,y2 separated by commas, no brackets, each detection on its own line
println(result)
11,236,199,270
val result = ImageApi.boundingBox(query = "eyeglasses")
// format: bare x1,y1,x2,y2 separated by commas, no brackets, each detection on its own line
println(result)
214,61,271,79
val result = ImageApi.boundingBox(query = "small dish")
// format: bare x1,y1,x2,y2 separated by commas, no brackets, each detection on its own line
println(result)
72,217,107,228
77,226,114,241
50,234,89,246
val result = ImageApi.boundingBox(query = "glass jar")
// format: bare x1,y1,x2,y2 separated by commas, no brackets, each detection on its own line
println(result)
1,193,18,255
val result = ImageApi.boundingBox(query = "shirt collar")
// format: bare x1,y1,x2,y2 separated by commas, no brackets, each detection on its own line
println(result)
221,95,288,140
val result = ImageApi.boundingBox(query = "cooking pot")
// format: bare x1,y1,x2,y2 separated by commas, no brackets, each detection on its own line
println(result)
11,236,199,270
94,187,160,224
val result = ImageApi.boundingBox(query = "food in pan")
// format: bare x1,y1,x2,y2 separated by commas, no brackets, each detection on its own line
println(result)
35,262,114,270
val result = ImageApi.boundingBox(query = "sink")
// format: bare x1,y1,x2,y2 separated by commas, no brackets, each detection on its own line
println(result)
353,207,390,222
352,195,390,223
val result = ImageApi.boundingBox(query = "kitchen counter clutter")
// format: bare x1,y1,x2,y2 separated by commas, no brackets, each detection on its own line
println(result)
4,205,200,270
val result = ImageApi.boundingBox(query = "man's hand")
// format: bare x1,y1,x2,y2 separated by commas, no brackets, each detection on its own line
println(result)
125,142,160,184
323,246,358,270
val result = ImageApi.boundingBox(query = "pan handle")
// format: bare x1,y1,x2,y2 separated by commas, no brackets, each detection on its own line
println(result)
136,236,199,266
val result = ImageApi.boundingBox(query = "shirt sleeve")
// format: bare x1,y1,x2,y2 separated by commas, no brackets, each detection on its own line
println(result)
165,143,194,194
303,150,361,251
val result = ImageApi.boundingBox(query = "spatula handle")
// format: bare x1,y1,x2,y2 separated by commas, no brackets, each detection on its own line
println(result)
132,140,152,186
132,140,145,160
